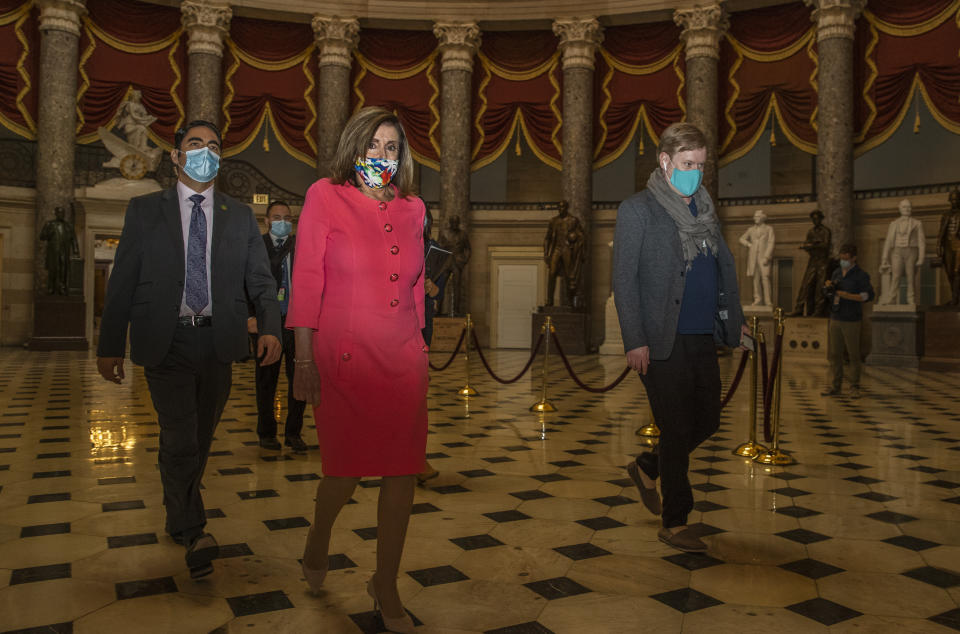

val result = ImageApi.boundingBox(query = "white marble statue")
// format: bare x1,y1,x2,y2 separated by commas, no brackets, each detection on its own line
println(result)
98,89,162,179
738,209,775,306
879,198,926,306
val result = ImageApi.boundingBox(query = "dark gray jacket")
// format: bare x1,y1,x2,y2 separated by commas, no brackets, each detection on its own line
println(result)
612,189,744,359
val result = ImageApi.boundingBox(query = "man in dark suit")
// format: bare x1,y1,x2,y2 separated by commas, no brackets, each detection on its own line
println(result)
96,120,282,578
247,200,307,452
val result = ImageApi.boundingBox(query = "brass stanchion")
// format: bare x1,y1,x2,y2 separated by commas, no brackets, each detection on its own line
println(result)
457,314,478,397
529,316,557,413
734,315,767,458
636,403,660,438
756,308,795,465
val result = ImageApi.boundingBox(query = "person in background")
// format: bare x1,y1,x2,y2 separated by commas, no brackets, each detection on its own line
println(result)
248,200,308,453
821,243,874,399
97,120,281,578
613,122,746,554
289,106,427,633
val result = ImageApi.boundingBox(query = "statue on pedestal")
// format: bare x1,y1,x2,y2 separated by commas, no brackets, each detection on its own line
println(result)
738,209,775,306
543,200,585,308
937,188,960,307
39,205,79,295
789,209,832,317
438,215,470,316
879,198,925,306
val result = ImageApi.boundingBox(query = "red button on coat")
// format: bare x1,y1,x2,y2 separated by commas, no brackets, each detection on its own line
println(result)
390,245,399,254
390,299,399,307
341,353,351,361
384,224,393,232
390,273,399,281
421,345,429,353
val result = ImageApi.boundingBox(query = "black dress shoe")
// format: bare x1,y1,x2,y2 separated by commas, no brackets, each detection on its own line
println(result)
284,436,308,453
259,437,282,450
185,533,219,578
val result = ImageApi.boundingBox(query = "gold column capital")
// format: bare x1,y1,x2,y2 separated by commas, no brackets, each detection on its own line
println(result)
552,17,603,71
36,0,87,37
433,22,481,73
181,0,232,58
804,0,866,42
311,16,360,69
674,3,728,61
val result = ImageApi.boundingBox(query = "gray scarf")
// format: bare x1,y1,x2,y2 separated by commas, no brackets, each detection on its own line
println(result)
646,168,721,270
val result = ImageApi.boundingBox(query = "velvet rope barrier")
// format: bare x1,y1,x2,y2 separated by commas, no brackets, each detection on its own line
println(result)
761,328,784,443
719,349,751,410
471,330,544,384
549,332,632,393
428,328,465,372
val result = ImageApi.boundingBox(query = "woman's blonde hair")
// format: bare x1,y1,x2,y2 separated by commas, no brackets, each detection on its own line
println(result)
330,106,416,198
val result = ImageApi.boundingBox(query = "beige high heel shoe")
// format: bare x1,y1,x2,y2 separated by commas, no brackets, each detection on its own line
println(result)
301,532,328,595
366,577,416,633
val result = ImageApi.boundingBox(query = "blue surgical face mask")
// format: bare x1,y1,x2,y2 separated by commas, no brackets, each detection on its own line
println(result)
840,259,852,270
270,220,292,238
181,147,220,183
665,159,702,197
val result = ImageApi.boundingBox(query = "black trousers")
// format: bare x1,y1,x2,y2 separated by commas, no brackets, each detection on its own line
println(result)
253,323,305,439
637,334,721,529
144,325,232,543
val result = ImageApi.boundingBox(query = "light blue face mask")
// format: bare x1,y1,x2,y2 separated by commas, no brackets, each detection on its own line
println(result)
270,220,292,238
840,259,852,270
668,163,703,197
181,147,220,183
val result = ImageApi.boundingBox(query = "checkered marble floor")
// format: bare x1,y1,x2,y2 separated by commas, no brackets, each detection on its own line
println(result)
0,347,958,633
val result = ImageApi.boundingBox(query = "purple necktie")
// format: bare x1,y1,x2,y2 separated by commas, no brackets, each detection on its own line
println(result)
185,194,208,314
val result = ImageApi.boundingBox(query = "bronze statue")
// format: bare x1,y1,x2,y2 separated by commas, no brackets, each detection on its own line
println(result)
438,215,470,316
39,205,79,295
790,209,832,317
937,188,960,306
544,200,585,307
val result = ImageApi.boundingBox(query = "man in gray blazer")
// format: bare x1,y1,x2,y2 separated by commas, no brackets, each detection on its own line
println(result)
97,120,282,578
613,122,745,554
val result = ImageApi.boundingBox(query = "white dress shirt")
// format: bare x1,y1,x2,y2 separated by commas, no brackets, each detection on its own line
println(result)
177,181,214,316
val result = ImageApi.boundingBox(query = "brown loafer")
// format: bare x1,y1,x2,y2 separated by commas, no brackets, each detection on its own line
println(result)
658,527,707,553
627,461,662,516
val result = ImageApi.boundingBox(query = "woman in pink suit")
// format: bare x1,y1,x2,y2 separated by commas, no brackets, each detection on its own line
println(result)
289,107,427,633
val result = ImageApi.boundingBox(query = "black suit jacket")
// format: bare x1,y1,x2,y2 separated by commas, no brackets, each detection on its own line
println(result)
97,187,282,367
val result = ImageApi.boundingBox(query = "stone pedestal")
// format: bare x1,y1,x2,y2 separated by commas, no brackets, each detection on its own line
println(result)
783,316,828,359
431,316,467,352
598,294,623,355
532,307,588,355
29,295,88,350
920,308,960,370
866,307,920,367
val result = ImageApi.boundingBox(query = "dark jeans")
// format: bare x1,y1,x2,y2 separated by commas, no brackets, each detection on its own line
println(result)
253,324,306,439
144,325,232,543
637,334,721,529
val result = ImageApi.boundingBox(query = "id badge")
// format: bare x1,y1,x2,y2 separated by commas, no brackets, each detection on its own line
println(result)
277,287,286,301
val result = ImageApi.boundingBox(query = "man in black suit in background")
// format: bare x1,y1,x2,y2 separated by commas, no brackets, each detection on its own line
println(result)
96,120,282,578
248,200,307,452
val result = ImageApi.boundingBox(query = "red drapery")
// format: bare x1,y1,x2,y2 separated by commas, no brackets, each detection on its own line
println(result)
472,30,561,169
221,16,315,163
74,0,184,147
0,0,37,139
351,28,439,168
594,21,683,168
854,0,960,154
718,2,816,164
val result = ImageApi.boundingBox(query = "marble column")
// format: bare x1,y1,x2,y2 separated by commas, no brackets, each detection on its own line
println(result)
674,4,728,202
806,0,865,251
312,16,359,178
34,0,86,296
181,0,231,126
553,18,602,343
434,22,479,314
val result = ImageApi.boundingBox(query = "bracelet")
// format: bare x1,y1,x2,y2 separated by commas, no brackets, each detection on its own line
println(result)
294,358,314,364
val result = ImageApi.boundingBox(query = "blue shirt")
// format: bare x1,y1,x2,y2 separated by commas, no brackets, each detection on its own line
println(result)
677,198,718,335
